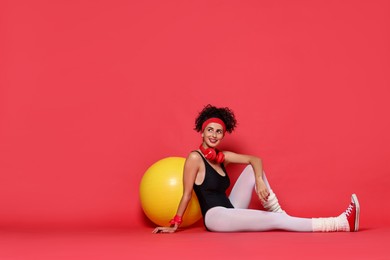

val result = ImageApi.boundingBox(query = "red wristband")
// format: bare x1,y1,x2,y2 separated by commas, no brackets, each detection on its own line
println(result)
169,215,182,225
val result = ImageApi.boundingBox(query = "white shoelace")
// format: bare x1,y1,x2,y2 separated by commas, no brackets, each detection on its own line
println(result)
345,203,355,217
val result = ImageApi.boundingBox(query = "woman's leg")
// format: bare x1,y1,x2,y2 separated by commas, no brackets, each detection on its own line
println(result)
228,165,256,209
205,195,359,232
229,165,284,213
205,207,312,232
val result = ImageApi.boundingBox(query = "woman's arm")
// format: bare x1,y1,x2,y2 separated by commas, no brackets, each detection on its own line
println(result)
153,152,200,233
174,152,200,217
223,151,269,202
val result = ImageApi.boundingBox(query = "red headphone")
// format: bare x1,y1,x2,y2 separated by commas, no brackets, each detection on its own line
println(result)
199,144,225,164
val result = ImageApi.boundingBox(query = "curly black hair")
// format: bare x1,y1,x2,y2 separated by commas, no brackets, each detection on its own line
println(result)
194,104,237,133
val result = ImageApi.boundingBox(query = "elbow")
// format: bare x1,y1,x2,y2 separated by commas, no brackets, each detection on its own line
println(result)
182,192,193,202
250,156,262,165
256,156,262,164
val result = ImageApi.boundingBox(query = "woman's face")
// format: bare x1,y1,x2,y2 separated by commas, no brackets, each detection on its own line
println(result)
202,122,224,148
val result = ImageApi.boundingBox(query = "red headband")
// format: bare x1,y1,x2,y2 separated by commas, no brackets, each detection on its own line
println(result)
201,118,226,133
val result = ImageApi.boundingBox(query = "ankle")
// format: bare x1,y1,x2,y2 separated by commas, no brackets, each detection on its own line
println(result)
312,216,349,232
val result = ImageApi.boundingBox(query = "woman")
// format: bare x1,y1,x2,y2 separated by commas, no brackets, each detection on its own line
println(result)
153,104,360,233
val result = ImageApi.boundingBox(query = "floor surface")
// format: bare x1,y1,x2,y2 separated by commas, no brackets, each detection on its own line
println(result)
0,225,388,260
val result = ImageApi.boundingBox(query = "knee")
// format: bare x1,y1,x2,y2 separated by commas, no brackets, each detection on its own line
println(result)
244,164,253,171
243,164,255,176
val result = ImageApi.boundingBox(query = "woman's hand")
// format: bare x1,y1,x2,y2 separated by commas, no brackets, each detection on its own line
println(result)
152,225,178,234
256,180,269,203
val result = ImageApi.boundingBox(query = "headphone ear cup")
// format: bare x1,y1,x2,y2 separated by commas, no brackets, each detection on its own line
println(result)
199,144,224,163
215,151,225,164
204,148,217,161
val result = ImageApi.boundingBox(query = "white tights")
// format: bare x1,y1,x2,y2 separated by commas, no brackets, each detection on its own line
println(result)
204,165,313,232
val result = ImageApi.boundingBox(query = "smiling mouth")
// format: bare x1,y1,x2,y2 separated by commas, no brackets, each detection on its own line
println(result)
209,139,218,143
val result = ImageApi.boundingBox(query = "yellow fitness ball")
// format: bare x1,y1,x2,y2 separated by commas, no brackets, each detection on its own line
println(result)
139,157,202,227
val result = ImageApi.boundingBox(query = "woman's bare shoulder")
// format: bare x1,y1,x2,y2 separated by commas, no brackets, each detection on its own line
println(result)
186,150,202,161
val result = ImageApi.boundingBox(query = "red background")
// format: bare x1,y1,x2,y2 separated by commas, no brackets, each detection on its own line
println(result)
1,0,389,234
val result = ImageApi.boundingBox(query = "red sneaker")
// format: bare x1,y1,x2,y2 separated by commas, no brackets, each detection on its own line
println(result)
345,194,360,232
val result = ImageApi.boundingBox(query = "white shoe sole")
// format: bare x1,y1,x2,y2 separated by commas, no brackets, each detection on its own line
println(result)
352,194,360,231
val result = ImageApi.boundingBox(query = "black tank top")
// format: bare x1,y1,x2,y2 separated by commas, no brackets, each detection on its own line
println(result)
193,151,234,219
